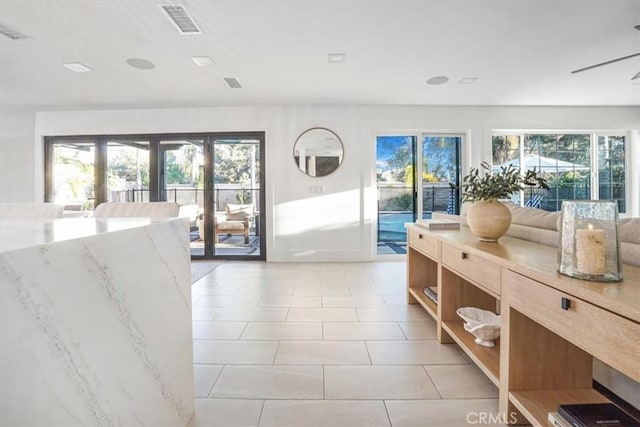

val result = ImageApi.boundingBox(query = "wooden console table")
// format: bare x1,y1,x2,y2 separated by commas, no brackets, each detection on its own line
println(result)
406,224,640,426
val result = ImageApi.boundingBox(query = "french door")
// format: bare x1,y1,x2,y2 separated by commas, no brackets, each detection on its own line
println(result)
205,135,263,259
376,133,462,254
156,134,265,260
45,132,265,260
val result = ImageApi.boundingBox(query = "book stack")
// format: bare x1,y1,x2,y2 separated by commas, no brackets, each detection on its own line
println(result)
423,286,438,304
548,403,640,427
416,219,460,230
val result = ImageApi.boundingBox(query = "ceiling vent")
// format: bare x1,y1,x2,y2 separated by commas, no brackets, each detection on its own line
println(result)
224,77,242,88
0,22,28,40
160,5,201,34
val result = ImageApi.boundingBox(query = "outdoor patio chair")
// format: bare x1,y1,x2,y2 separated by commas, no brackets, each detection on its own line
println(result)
524,193,544,209
214,203,254,244
510,193,545,209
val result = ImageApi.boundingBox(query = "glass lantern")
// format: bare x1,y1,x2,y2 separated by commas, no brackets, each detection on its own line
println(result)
558,201,622,282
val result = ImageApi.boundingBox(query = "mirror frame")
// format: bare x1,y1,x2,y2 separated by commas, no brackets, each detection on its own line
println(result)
293,127,344,177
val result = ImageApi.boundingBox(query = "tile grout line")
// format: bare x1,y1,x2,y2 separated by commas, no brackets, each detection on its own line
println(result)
397,321,409,340
383,400,393,427
206,364,226,398
422,365,444,400
238,321,250,339
322,365,326,400
364,340,374,366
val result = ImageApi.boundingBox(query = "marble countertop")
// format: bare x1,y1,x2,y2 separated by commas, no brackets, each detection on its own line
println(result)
0,217,178,253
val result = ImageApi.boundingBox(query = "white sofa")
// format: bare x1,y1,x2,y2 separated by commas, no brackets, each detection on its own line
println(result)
435,202,640,267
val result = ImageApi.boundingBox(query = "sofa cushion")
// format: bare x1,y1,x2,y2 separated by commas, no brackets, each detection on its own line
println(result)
506,224,559,247
508,204,559,231
619,218,640,245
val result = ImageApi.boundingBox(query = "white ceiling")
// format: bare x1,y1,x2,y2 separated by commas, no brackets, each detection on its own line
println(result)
1,0,639,111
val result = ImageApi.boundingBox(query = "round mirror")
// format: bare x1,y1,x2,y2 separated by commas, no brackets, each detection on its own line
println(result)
293,127,344,177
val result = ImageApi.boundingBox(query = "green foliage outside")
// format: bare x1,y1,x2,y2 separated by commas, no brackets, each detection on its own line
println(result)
165,144,202,186
108,146,149,191
54,147,94,201
214,144,259,185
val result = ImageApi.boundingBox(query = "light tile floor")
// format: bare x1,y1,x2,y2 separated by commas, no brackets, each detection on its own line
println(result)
187,261,504,427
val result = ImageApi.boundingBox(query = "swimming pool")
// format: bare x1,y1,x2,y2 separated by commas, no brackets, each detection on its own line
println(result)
378,212,432,242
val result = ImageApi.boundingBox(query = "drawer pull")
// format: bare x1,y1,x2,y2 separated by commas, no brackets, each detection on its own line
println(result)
461,252,468,260
561,297,571,310
418,234,424,239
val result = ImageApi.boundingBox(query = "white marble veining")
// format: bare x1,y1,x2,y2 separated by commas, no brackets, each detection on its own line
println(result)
0,217,193,426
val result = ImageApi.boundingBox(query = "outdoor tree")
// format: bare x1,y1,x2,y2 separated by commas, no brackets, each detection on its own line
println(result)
54,147,94,203
422,136,458,183
492,135,520,165
214,144,258,184
107,146,149,190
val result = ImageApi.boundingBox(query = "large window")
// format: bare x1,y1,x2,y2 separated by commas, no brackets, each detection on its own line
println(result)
492,132,627,213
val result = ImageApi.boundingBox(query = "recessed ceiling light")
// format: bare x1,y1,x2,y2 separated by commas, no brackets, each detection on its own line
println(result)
224,77,242,88
426,76,449,85
192,56,215,67
0,22,28,40
328,53,347,63
63,63,92,72
126,58,155,70
457,77,479,85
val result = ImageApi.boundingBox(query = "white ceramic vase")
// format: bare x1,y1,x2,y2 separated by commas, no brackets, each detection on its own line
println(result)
466,199,511,242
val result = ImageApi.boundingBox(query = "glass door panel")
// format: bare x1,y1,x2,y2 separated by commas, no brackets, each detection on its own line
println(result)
50,140,96,214
212,138,261,258
421,135,462,218
161,140,205,257
376,136,416,255
106,141,150,203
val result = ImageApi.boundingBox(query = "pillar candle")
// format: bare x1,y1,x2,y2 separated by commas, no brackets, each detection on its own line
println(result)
575,223,606,275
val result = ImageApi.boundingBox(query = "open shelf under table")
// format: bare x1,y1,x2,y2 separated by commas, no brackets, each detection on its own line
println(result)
408,287,437,320
441,319,500,386
509,388,609,427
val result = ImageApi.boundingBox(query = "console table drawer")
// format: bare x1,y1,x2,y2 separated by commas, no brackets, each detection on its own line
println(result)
441,243,500,296
408,228,440,260
503,269,640,381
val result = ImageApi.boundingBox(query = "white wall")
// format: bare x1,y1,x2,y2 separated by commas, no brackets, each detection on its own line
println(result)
0,110,36,202
24,104,640,261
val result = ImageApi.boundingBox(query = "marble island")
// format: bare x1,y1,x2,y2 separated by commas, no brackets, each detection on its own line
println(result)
0,218,194,426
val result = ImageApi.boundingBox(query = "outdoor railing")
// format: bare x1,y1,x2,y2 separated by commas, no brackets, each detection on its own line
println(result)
108,187,260,211
377,183,457,213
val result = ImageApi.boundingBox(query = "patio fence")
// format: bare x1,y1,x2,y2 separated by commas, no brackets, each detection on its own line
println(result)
378,182,456,213
108,186,260,211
